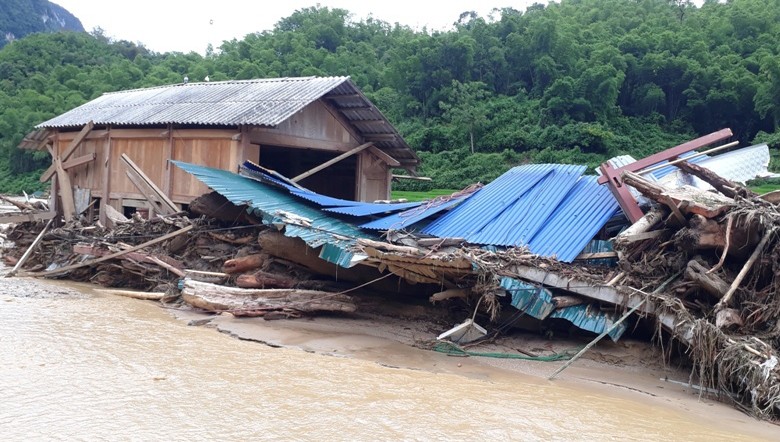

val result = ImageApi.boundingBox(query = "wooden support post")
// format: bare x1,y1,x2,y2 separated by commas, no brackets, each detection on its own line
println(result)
47,144,76,220
99,128,112,226
162,124,173,197
40,121,95,182
292,142,373,183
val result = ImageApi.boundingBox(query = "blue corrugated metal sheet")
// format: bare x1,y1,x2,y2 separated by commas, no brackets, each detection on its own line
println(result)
324,201,422,216
423,164,560,238
467,165,585,246
500,277,555,320
172,161,373,267
360,195,470,230
549,304,627,341
526,176,620,262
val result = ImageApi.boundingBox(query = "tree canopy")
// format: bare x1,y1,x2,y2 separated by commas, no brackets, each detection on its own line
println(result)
1,0,779,193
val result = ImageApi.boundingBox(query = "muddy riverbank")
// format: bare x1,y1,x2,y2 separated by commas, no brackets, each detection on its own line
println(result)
1,273,778,440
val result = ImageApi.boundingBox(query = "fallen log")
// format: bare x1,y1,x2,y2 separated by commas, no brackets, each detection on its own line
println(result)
235,270,297,289
685,260,730,299
676,160,755,199
223,253,268,274
181,279,356,314
716,227,776,311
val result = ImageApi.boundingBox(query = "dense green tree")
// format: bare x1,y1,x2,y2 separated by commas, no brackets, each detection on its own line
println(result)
3,0,780,193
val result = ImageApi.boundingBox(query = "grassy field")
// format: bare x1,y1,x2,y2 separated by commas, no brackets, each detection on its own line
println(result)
749,184,780,194
391,189,459,202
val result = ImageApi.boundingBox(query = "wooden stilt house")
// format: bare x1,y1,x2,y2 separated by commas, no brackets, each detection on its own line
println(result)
20,76,420,224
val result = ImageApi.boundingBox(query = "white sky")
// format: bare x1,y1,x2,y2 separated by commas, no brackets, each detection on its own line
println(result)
51,1,552,54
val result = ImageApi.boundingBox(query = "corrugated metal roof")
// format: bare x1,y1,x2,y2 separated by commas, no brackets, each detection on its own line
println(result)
359,194,470,230
40,77,348,128
171,160,373,267
549,304,627,341
466,165,585,246
324,201,422,216
501,277,556,320
526,176,620,262
36,76,419,168
422,164,561,239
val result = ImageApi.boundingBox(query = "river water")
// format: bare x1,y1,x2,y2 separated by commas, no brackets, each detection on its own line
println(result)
0,281,773,441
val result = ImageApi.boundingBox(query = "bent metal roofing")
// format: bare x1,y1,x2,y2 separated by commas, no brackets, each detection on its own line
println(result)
177,160,621,264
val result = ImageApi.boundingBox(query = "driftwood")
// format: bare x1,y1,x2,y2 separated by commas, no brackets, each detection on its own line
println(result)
25,224,193,277
235,270,296,289
685,260,729,299
429,288,469,303
223,254,268,274
95,288,165,301
676,160,754,199
717,227,776,311
181,279,356,315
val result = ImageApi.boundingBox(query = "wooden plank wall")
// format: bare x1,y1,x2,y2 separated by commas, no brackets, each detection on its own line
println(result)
171,138,233,202
357,150,391,202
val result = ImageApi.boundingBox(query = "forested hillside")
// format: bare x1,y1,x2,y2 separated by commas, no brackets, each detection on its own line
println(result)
1,0,779,193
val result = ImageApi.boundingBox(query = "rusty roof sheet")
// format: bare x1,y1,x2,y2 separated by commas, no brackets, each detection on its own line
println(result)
36,76,419,167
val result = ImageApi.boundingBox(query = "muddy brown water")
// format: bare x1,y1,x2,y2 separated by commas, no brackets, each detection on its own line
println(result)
0,279,775,441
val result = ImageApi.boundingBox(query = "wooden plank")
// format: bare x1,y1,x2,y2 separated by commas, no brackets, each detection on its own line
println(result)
574,251,618,260
121,153,178,214
61,153,96,170
125,171,168,215
40,121,94,182
368,145,400,167
391,174,432,181
292,142,373,182
99,129,112,226
162,124,173,197
5,219,53,278
56,130,109,141
0,211,57,224
47,144,76,220
24,225,193,277
248,128,358,152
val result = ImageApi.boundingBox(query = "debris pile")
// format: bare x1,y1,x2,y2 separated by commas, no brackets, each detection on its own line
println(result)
613,166,780,417
3,128,780,419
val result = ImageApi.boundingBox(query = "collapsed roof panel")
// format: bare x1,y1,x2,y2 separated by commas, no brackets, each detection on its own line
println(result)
422,164,561,239
527,176,620,262
171,161,372,267
466,164,585,246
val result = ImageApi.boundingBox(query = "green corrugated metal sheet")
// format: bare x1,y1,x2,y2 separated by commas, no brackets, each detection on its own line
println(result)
500,276,556,320
172,161,373,267
549,304,627,341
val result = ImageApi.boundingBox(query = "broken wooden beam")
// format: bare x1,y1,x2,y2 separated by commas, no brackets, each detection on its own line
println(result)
25,224,193,277
5,219,52,278
292,142,373,182
40,121,95,182
121,153,179,215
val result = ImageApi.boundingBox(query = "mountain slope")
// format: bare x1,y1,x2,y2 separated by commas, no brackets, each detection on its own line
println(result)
0,0,84,48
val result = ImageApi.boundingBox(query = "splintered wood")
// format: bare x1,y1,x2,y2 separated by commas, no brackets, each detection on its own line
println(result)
615,166,780,418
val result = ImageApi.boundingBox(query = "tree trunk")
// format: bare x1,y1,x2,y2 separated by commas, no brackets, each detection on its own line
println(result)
235,270,297,289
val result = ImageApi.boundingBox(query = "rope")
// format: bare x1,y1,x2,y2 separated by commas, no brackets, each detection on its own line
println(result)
433,341,580,362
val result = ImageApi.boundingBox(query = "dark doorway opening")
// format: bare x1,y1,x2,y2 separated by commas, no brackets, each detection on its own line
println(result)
259,145,356,200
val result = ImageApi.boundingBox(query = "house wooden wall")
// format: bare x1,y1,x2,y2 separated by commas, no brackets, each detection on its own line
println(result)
52,99,393,222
